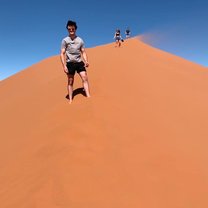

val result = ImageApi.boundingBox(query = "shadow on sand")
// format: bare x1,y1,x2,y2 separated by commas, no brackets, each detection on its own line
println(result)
65,87,86,100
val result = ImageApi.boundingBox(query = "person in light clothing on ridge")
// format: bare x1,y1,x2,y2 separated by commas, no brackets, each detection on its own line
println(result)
60,20,90,104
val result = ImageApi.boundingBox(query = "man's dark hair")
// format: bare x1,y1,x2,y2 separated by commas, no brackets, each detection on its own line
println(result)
66,20,77,30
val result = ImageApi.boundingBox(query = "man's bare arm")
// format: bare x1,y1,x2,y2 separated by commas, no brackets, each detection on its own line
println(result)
60,48,68,73
81,47,89,67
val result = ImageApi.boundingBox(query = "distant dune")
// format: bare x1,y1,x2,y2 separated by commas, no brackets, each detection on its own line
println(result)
0,38,208,208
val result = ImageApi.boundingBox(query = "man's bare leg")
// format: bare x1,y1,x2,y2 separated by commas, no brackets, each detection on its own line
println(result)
79,71,90,98
67,75,74,103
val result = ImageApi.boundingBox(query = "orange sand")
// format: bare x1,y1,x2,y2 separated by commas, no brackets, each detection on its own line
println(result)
0,38,208,208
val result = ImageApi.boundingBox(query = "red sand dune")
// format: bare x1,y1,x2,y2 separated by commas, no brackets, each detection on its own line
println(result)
0,38,208,208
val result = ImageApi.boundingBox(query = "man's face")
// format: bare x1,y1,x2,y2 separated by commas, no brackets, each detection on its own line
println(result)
67,26,76,35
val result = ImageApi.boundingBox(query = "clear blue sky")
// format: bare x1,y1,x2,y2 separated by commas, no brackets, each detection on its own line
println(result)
0,0,207,80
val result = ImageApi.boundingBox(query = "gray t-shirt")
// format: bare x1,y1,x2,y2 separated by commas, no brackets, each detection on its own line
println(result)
61,36,85,63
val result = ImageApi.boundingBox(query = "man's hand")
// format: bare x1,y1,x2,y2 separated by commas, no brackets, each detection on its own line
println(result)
85,61,89,67
63,65,68,74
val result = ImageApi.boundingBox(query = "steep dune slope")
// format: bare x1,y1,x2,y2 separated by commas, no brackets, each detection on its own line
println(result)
0,38,208,208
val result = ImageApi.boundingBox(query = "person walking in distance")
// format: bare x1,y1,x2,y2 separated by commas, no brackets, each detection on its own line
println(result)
60,20,90,104
125,27,131,39
114,29,122,47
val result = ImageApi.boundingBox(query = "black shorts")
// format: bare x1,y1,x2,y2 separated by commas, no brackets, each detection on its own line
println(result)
66,61,86,75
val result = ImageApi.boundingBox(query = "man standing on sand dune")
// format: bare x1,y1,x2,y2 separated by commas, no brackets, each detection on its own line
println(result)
60,20,90,104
